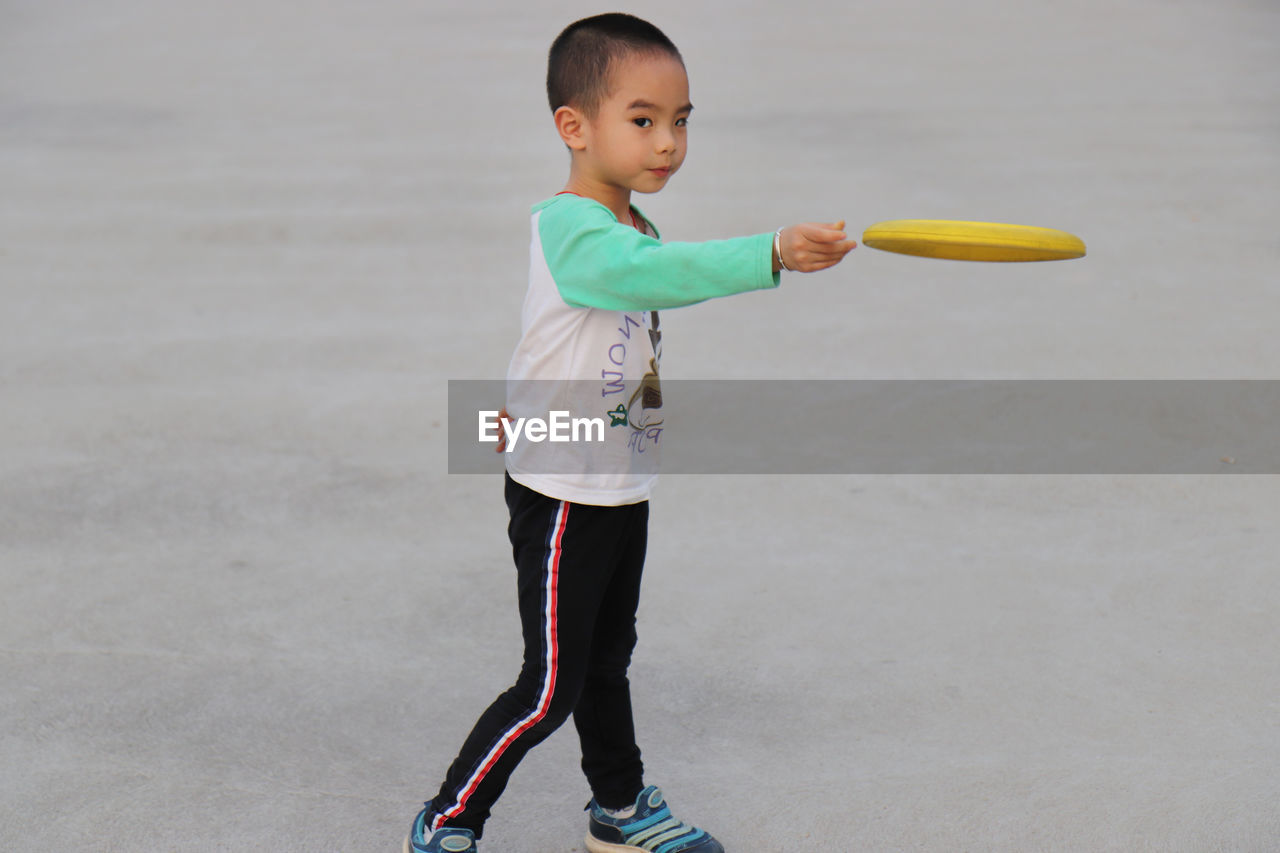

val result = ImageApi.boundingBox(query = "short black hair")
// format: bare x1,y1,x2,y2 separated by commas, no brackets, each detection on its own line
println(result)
547,13,683,117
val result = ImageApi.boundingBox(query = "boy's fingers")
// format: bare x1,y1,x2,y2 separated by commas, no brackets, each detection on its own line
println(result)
806,238,858,256
815,236,857,249
799,241,858,270
494,406,510,452
802,228,848,244
788,221,850,245
782,222,856,271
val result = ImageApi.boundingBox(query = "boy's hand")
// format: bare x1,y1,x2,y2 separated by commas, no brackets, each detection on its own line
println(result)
494,406,511,453
775,221,857,273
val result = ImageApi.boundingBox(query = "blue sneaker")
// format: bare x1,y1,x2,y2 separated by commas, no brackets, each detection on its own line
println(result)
403,808,478,853
585,786,724,853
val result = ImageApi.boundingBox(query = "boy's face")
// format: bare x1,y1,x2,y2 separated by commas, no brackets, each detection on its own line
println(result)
574,52,691,195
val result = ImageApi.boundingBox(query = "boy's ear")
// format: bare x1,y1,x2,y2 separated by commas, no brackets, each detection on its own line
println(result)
554,106,588,151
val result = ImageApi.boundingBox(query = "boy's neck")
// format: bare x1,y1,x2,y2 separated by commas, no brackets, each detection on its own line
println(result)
562,175,633,226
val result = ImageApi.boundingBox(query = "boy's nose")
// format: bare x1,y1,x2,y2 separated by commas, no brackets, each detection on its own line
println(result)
655,130,676,153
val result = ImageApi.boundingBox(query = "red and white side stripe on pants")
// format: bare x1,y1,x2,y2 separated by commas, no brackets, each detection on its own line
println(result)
432,501,568,830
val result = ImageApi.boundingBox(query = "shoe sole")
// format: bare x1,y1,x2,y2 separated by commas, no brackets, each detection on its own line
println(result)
584,835,648,853
404,832,477,853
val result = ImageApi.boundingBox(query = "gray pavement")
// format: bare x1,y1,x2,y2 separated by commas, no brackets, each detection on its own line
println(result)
2,1,1279,850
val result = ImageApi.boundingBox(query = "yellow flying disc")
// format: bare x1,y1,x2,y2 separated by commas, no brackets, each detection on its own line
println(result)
862,219,1086,262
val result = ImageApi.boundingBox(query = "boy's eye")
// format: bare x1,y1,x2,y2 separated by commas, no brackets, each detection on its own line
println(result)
675,117,688,127
632,117,652,128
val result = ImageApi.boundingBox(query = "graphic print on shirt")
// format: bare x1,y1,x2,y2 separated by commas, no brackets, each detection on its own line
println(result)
601,310,662,454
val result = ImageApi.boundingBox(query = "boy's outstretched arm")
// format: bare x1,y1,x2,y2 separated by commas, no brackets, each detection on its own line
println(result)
774,221,857,273
540,197,855,312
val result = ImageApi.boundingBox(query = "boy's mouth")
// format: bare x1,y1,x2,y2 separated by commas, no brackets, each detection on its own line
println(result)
649,167,671,177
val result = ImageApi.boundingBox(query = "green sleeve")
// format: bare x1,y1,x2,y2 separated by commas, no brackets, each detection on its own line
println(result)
537,196,780,311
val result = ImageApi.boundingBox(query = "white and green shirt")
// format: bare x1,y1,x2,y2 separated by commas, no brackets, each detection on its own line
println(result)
506,193,779,505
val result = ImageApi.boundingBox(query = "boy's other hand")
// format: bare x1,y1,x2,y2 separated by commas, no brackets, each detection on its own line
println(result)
495,406,511,453
776,221,857,273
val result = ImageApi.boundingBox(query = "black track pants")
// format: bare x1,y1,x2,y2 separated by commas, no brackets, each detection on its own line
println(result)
426,474,648,837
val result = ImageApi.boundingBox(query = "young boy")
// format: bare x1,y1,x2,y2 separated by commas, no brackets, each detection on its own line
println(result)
408,13,855,853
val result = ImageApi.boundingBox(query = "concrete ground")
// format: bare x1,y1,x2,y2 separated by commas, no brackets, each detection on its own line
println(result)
2,1,1278,850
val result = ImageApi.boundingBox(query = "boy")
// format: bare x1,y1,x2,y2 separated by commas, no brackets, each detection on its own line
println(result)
408,13,855,853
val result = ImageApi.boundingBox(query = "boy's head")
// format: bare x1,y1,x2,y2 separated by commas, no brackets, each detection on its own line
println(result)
547,13,683,119
547,15,691,198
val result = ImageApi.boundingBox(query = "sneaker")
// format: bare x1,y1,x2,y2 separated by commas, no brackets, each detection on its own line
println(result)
403,808,478,853
585,786,724,853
